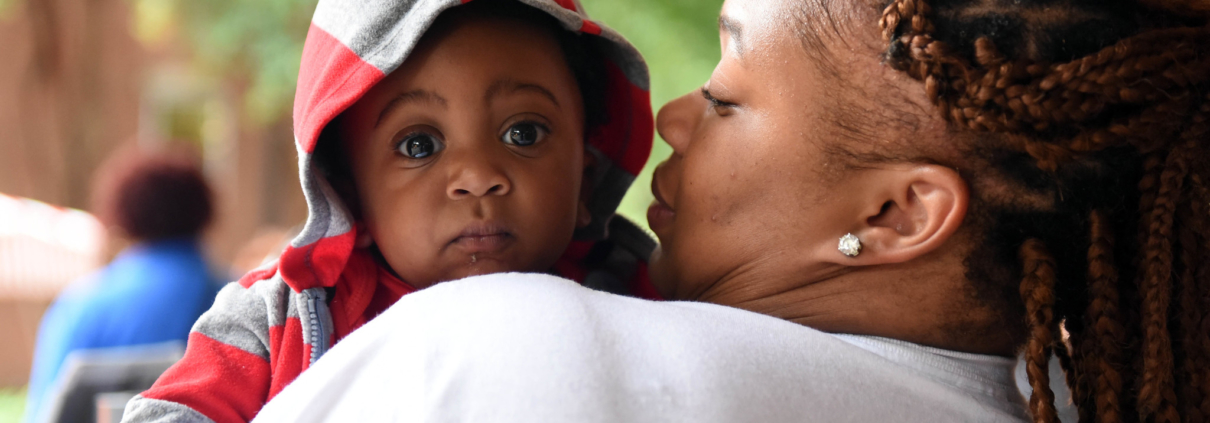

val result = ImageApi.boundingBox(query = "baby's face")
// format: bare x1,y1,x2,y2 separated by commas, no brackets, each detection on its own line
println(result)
340,14,587,288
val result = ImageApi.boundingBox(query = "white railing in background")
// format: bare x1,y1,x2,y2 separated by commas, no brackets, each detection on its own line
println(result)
0,194,105,301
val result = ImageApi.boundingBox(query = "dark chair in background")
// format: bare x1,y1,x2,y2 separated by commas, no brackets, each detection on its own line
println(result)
33,342,184,423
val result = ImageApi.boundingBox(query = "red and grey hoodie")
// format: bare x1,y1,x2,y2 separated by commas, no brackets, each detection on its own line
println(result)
121,0,655,421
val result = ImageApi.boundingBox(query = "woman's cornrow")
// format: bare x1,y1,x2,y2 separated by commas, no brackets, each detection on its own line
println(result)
878,1,1209,422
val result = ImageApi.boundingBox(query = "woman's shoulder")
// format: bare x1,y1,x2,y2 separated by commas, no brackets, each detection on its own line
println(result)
375,272,825,344
257,272,1028,423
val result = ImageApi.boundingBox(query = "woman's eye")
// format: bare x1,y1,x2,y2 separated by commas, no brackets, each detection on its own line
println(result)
502,123,546,147
701,87,736,114
396,133,444,159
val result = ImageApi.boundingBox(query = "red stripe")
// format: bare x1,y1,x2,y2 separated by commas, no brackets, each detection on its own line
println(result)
620,78,654,174
293,24,386,154
579,20,602,35
238,261,279,288
552,0,578,12
589,61,653,176
279,229,357,291
268,318,304,399
142,332,271,423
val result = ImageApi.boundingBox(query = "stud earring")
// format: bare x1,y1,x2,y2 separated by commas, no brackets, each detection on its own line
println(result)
838,233,862,257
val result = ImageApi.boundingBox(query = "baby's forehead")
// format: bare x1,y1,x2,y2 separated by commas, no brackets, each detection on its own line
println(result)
371,9,575,96
411,1,570,62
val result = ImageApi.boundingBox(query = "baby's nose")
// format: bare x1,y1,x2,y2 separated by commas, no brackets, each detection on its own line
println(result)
447,152,511,199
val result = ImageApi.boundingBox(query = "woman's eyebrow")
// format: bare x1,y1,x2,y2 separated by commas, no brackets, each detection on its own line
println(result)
377,89,448,127
485,79,561,108
719,15,744,57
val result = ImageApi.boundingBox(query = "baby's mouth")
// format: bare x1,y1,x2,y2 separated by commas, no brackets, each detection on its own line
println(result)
449,222,514,254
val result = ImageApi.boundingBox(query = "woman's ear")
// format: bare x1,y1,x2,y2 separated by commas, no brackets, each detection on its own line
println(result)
575,150,598,229
845,164,968,265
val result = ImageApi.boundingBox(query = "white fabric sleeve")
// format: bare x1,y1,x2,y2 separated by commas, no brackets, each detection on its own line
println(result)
254,273,1028,423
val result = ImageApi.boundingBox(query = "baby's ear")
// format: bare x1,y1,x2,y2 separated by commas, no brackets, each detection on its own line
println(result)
576,150,598,229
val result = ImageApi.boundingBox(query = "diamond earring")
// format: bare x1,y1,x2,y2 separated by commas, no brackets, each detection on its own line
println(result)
838,233,862,257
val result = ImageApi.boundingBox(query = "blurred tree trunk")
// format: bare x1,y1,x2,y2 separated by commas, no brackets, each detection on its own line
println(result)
0,0,143,388
0,0,142,209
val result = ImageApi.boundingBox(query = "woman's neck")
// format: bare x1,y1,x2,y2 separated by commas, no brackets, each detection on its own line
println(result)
691,254,1020,357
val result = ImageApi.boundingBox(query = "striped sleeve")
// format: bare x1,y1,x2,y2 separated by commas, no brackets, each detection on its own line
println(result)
122,279,291,423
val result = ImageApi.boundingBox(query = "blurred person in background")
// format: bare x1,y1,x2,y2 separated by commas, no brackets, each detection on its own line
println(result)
23,146,220,422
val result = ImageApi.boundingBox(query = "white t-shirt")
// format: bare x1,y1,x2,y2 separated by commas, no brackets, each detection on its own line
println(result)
254,273,1029,423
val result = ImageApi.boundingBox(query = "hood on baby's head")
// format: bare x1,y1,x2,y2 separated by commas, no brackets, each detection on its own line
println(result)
276,0,653,292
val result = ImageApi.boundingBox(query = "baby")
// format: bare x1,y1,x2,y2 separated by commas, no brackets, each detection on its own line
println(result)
121,0,655,421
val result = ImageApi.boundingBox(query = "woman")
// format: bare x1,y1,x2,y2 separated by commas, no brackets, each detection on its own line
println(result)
250,0,1208,422
650,0,1209,421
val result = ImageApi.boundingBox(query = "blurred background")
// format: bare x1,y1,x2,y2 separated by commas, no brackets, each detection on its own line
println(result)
0,0,721,419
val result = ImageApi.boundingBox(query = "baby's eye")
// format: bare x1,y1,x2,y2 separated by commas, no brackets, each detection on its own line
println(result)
396,133,444,159
501,122,547,147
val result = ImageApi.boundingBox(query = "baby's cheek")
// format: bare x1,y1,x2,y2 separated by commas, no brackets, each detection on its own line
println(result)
524,173,580,264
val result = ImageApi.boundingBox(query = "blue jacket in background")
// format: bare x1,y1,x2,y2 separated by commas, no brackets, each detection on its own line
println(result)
23,238,220,422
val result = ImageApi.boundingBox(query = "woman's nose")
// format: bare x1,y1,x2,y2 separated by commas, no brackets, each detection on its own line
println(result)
446,149,511,199
655,91,700,154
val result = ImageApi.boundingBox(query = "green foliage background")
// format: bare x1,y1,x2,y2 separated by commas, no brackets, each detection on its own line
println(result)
0,387,26,422
580,0,721,227
133,0,723,227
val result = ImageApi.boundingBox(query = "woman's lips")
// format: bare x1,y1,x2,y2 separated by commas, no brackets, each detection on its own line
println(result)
648,173,676,233
648,202,675,234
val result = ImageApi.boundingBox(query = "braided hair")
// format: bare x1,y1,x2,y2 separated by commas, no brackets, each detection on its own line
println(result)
876,0,1209,421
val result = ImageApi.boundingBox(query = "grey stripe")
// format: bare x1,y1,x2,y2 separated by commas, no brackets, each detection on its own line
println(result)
120,395,215,423
250,275,292,328
574,147,635,241
285,285,300,320
191,279,291,361
513,0,651,90
312,0,461,74
514,0,585,31
608,214,657,261
291,152,354,248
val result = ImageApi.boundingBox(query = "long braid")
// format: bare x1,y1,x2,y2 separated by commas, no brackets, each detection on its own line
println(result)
1175,101,1210,423
1136,141,1188,423
1054,333,1093,423
1193,180,1210,422
1176,189,1204,423
1087,210,1125,423
876,0,1210,422
1021,238,1060,423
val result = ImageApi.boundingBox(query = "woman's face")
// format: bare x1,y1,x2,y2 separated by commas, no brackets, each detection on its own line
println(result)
648,0,884,301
